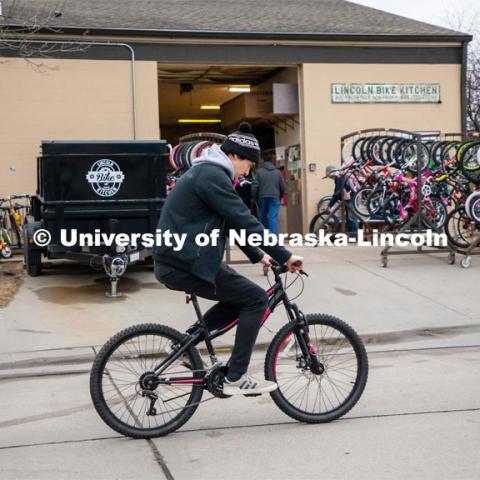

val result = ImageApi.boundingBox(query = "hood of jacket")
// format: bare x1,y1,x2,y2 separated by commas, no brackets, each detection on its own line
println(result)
262,161,275,171
191,144,234,179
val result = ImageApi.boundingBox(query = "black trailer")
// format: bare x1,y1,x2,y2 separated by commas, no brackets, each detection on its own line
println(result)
24,140,168,297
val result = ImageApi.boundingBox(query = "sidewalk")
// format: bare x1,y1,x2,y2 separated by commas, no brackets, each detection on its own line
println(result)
0,344,479,479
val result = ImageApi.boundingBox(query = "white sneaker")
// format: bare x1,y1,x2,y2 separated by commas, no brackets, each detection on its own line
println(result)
223,374,278,396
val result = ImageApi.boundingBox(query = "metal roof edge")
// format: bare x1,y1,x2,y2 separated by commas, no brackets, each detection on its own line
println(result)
2,25,473,43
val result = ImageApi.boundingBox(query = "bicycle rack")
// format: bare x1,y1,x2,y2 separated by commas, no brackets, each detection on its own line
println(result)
380,133,453,267
0,195,31,252
451,237,480,269
336,129,480,267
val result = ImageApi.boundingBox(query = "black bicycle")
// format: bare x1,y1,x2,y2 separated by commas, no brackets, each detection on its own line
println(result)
90,261,369,438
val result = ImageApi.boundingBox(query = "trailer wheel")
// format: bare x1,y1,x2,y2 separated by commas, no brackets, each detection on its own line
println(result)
24,233,42,277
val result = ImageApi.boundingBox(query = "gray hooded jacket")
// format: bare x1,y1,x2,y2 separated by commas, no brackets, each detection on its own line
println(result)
154,145,291,283
255,161,285,200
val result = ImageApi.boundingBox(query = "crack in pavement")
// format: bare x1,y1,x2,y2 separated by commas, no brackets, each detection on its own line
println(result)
172,406,480,434
0,435,122,450
148,439,175,480
0,345,103,355
0,406,479,451
346,260,474,320
0,403,94,428
0,369,91,381
0,355,94,370
91,345,174,480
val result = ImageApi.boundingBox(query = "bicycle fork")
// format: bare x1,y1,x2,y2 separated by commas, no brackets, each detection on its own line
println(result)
289,305,324,375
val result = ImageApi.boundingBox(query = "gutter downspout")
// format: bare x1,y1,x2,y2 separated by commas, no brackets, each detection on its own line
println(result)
461,41,468,134
1,40,137,139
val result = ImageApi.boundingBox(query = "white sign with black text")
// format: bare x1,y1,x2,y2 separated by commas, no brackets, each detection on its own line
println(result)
331,83,441,104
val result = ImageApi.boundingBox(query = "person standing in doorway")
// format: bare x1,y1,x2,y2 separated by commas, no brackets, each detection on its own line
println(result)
256,155,285,235
324,165,359,236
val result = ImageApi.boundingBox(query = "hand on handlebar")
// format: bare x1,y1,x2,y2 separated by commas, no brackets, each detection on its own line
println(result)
261,254,272,267
287,255,304,273
268,256,307,277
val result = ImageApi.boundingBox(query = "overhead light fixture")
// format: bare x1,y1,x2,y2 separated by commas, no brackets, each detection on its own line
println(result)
228,85,251,93
200,105,221,110
178,119,222,124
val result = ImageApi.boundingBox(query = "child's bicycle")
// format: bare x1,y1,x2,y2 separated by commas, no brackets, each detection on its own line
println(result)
90,260,368,438
0,210,13,259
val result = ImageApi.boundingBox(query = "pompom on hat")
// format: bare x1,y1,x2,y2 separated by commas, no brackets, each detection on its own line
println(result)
221,122,261,163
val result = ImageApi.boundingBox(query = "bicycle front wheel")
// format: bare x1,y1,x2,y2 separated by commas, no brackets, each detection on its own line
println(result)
265,314,368,423
90,323,204,438
309,212,340,235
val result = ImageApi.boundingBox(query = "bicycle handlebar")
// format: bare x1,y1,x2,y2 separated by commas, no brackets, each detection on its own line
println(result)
270,259,308,277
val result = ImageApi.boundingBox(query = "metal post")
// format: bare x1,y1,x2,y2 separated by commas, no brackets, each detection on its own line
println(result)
1,39,137,139
416,135,423,235
340,174,346,233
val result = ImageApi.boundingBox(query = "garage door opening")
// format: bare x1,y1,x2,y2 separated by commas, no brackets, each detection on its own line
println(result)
158,64,302,234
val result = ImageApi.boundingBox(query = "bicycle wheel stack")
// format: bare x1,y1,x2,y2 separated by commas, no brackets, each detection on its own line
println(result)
310,129,480,267
168,133,226,173
166,133,227,195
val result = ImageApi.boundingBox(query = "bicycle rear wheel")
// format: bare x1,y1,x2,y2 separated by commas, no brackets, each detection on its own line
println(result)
90,323,204,438
265,314,368,423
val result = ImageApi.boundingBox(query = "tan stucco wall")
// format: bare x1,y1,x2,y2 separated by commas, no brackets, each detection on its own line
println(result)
300,63,462,231
0,58,159,196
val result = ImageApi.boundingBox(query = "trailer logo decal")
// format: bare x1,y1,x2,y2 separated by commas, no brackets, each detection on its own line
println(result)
86,159,125,197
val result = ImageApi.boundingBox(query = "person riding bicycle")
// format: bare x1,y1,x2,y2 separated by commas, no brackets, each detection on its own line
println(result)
154,122,304,396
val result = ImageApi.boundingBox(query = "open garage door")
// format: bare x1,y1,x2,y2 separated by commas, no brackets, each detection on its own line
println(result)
157,64,303,234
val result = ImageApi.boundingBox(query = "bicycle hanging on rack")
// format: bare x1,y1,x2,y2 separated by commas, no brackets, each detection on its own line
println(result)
328,128,480,267
90,260,369,438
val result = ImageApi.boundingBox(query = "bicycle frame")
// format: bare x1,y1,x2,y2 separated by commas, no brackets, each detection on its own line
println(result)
150,270,315,386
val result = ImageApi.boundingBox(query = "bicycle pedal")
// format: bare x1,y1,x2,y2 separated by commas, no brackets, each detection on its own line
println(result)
243,393,262,397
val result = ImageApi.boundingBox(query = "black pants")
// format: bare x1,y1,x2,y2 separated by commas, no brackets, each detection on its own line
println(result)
154,262,268,380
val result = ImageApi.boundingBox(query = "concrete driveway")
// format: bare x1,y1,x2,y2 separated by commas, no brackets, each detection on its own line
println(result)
0,245,479,479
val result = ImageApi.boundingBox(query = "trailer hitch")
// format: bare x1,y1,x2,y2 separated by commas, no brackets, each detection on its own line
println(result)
103,254,128,298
